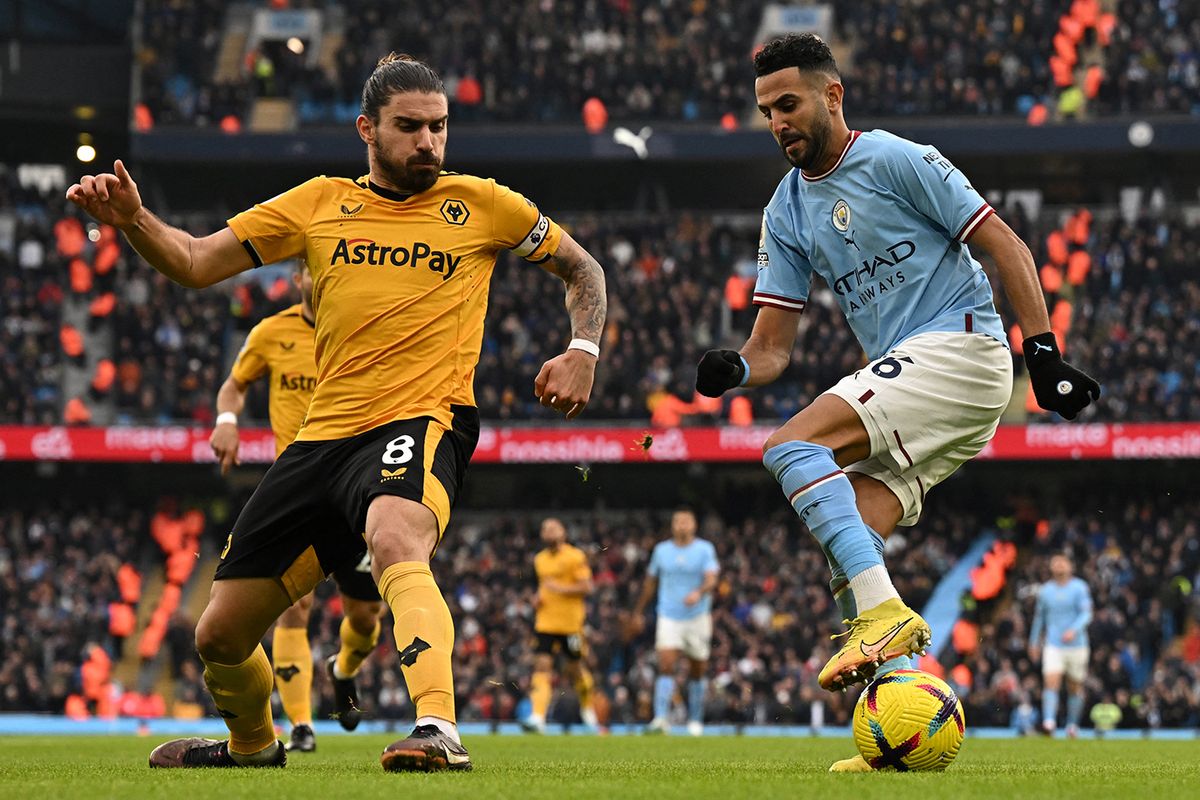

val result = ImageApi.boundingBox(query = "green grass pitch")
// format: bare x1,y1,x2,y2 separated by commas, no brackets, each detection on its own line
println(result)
3,734,1199,799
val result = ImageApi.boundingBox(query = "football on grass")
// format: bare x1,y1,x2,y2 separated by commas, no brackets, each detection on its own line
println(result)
852,669,966,771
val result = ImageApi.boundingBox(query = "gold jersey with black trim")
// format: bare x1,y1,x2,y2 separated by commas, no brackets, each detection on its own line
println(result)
227,173,563,442
534,543,592,635
229,303,316,457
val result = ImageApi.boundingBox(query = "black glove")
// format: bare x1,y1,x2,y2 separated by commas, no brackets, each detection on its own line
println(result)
1023,332,1100,420
696,349,746,397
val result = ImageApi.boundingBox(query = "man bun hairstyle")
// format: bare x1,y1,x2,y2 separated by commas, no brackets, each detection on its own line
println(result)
753,33,840,80
361,52,446,122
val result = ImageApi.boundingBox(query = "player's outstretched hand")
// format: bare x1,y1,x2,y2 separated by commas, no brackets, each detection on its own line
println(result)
1023,332,1101,420
534,349,596,419
209,422,240,475
621,612,645,642
695,349,746,397
65,159,143,229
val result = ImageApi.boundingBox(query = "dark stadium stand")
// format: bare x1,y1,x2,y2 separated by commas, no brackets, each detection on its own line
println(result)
135,0,1199,129
2,476,1196,729
5,175,1198,427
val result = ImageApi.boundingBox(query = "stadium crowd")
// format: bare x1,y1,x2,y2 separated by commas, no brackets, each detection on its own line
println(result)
0,174,69,425
950,491,1200,731
2,483,1196,730
0,500,150,712
5,172,1200,427
136,0,1200,128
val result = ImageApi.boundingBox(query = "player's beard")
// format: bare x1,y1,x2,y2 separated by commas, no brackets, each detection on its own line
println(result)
372,141,443,194
782,111,832,171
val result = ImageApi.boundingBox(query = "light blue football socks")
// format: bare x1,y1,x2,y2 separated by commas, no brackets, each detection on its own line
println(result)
764,441,883,580
654,675,674,721
687,679,707,723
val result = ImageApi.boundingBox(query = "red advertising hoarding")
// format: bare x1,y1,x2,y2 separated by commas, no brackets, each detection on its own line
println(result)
0,423,1197,464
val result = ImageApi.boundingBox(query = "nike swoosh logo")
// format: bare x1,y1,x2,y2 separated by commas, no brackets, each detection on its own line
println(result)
859,617,912,660
446,749,471,765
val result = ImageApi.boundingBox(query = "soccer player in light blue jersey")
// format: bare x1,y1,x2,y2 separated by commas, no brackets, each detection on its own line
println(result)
629,508,720,736
1030,554,1093,737
693,34,1099,770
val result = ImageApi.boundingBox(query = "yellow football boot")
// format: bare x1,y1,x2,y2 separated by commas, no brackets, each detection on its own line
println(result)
829,754,873,773
818,598,932,691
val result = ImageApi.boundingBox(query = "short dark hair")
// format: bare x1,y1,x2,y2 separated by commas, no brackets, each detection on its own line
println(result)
753,33,840,79
361,53,445,123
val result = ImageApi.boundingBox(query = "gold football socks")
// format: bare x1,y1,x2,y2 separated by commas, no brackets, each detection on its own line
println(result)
378,562,456,722
202,644,277,756
335,616,381,679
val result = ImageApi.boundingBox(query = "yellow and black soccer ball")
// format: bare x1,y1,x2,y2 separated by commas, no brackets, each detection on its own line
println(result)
852,669,966,771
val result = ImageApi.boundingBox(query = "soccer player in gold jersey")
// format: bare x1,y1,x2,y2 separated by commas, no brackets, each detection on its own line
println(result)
68,54,607,772
524,517,597,732
209,262,386,753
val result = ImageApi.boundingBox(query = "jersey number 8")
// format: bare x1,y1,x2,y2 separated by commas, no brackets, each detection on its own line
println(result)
382,435,416,465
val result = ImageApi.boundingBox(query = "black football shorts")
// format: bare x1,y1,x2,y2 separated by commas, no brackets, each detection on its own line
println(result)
534,632,586,661
215,406,479,602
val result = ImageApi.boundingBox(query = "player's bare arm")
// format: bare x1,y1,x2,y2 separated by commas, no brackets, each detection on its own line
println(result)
534,231,608,419
626,574,658,639
696,306,801,397
545,576,594,598
210,375,249,475
969,214,1051,337
66,159,253,289
684,570,719,606
972,213,1100,418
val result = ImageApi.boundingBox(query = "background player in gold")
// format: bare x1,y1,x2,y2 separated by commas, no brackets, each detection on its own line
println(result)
68,54,607,772
524,517,598,733
209,262,386,753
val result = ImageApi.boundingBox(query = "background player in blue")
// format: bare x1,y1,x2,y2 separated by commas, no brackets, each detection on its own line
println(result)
695,34,1100,770
628,508,720,736
1029,554,1093,737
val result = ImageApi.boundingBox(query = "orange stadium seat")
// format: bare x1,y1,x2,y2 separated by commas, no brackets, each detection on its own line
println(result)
55,217,85,257
583,97,608,133
1068,251,1091,285
1051,299,1074,335
91,359,116,394
60,325,84,357
108,602,136,638
117,563,142,604
89,292,116,319
94,242,120,275
1046,231,1068,266
1040,264,1064,294
64,397,92,425
69,258,93,293
729,395,754,426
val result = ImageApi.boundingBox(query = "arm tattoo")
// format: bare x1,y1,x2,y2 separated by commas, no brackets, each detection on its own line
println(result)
548,249,607,345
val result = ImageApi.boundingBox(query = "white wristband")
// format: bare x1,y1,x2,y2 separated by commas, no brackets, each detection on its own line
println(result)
567,338,600,358
216,412,238,427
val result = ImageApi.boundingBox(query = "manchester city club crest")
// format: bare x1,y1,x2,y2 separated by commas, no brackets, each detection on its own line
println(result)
832,199,851,232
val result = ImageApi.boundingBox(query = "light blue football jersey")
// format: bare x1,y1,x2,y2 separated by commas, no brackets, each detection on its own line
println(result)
753,129,1006,360
648,538,720,621
1030,577,1093,649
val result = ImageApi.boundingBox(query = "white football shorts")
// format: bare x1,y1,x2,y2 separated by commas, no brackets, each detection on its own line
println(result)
655,612,713,661
825,331,1013,526
1043,645,1089,682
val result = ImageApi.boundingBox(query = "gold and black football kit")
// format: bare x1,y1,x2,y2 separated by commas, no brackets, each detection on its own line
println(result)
215,173,563,601
533,544,592,660
229,304,379,601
